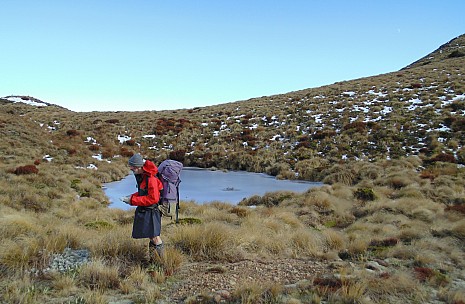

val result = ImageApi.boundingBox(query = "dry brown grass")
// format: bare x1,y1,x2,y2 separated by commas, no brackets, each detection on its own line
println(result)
360,270,428,303
2,274,43,304
169,221,241,261
78,258,121,290
347,237,369,257
51,273,78,296
85,225,146,261
229,281,283,304
322,229,347,251
289,227,325,257
451,219,465,240
328,279,367,303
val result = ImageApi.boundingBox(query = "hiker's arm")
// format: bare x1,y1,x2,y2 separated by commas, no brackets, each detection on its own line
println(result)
130,176,161,206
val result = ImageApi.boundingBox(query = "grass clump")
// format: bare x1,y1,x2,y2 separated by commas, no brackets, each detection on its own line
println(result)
170,222,239,262
230,281,283,304
77,258,121,290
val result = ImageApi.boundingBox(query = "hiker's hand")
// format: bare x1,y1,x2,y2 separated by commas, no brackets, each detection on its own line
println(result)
120,196,131,204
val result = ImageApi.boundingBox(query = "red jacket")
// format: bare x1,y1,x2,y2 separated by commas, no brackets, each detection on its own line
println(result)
130,160,163,207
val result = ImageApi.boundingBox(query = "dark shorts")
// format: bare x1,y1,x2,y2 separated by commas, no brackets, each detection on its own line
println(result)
132,206,161,239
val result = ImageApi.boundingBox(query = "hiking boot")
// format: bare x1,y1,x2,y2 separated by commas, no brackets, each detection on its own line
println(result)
148,241,164,263
155,242,164,259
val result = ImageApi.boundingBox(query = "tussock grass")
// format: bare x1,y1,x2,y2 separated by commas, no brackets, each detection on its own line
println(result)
170,222,240,261
159,246,185,276
347,237,369,257
230,281,283,304
1,274,43,304
121,265,150,292
437,289,465,304
0,237,42,272
426,184,462,204
322,164,357,185
51,273,78,296
187,201,241,223
301,189,333,210
380,171,421,190
85,225,145,262
359,196,443,225
357,162,383,180
238,209,325,257
328,279,367,303
451,219,465,240
0,213,42,239
78,258,121,290
393,183,425,199
289,228,325,257
75,288,108,304
397,223,430,242
361,271,427,303
322,229,347,251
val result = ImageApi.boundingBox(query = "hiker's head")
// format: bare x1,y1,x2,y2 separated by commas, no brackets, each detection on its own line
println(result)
128,154,145,173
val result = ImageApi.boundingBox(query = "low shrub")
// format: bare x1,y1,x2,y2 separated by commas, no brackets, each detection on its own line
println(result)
413,267,435,282
445,204,465,215
369,237,399,251
66,129,80,136
430,152,456,164
125,139,136,146
313,276,343,292
13,165,38,175
229,206,249,218
448,50,465,58
120,148,134,157
88,145,100,151
354,187,376,201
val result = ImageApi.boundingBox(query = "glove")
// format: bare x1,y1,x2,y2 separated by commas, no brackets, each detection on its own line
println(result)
120,195,131,205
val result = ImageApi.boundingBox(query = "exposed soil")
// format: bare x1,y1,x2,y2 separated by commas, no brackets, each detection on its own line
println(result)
162,258,329,303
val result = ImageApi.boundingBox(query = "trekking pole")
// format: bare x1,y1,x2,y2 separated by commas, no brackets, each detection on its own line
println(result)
175,188,180,224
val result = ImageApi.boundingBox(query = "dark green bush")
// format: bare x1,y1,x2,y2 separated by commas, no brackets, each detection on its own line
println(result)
354,187,376,201
448,50,465,58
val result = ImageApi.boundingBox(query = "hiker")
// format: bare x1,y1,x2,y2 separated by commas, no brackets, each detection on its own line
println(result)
121,153,165,262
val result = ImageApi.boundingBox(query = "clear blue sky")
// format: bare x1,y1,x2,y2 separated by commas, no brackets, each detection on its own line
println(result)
1,1,464,112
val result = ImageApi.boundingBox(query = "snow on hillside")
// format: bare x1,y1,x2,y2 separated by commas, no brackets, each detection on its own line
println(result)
3,96,49,107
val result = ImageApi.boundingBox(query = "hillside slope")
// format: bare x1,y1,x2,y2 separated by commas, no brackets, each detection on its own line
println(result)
6,36,465,181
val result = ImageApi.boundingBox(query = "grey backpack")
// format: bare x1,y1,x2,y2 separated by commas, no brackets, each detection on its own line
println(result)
157,159,183,222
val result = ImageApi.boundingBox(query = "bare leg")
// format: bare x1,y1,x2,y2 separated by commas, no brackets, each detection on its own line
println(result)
151,236,162,245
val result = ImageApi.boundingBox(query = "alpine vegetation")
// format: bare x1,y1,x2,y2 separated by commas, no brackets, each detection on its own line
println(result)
0,34,464,303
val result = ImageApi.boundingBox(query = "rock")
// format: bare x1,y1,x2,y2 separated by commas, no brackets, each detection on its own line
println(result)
365,261,387,273
44,247,91,274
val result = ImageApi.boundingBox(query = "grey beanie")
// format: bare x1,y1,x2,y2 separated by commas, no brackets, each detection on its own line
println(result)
128,153,144,167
